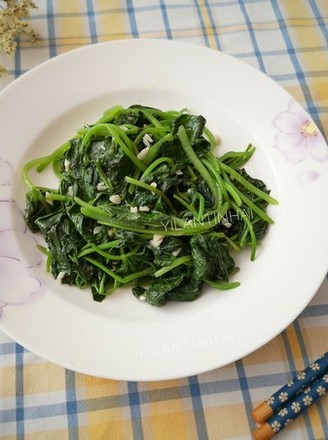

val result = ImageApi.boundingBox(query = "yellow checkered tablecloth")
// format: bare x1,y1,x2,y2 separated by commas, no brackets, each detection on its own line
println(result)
0,1,327,439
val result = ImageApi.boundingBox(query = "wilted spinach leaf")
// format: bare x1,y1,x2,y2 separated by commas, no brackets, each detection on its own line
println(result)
190,234,235,281
22,105,277,306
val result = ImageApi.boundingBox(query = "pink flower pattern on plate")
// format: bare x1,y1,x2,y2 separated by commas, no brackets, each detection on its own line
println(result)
0,159,43,318
273,100,328,163
0,157,13,186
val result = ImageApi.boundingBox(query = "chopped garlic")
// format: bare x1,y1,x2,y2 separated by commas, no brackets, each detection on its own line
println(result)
45,192,54,206
93,226,102,235
130,206,138,213
64,159,70,172
67,186,74,196
171,247,182,257
142,133,153,148
144,133,153,142
56,271,66,282
137,146,150,161
138,295,147,302
110,194,121,204
221,218,232,228
150,181,157,188
176,169,183,175
139,205,150,212
150,234,165,248
97,182,107,191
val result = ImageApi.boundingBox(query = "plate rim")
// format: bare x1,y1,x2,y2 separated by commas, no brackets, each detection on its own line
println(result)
0,38,327,381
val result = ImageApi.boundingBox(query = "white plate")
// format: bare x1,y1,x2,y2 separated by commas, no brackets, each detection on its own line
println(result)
0,40,327,381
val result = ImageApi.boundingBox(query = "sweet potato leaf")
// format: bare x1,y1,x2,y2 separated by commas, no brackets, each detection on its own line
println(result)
23,105,276,306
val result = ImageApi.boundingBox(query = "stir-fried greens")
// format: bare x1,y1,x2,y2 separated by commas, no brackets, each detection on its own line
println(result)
22,105,278,306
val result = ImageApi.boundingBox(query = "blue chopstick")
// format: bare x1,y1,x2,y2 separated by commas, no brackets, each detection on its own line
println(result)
252,351,328,423
252,352,328,440
253,371,328,439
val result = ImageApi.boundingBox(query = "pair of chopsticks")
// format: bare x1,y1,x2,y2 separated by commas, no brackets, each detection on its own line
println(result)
252,351,328,439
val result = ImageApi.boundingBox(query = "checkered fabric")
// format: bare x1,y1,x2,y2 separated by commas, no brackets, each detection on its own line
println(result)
0,1,327,439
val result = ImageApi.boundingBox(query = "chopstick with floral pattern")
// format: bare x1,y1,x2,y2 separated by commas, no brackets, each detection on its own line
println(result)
252,352,328,439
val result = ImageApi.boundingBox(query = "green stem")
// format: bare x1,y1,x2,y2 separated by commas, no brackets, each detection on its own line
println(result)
80,239,122,253
22,157,47,191
140,156,174,179
222,171,274,224
224,182,243,206
173,194,198,217
95,105,124,124
209,232,240,252
202,154,225,205
134,126,170,146
36,244,50,256
111,125,138,155
82,123,146,172
84,256,153,283
219,144,255,168
154,256,193,277
232,202,257,260
177,126,219,208
75,197,227,236
45,194,70,202
21,158,52,212
197,192,205,220
141,109,163,127
144,133,174,165
79,242,141,260
220,161,278,205
206,280,241,290
203,127,218,149
125,176,175,212
37,140,71,173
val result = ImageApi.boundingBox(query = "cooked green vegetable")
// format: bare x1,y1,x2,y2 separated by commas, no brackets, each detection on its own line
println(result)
22,105,278,306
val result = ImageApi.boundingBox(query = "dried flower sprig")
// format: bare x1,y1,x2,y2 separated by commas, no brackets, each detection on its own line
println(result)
0,0,40,76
